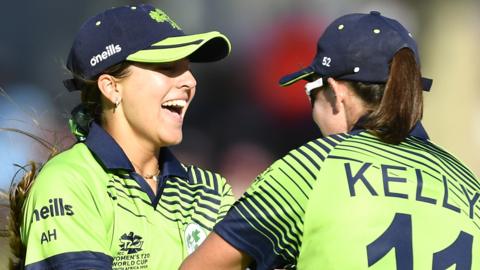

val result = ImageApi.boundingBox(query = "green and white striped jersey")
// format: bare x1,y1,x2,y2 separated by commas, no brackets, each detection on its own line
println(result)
215,123,479,269
21,122,234,270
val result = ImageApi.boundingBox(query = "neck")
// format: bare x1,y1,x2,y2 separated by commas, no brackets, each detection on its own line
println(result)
102,117,161,177
345,95,370,132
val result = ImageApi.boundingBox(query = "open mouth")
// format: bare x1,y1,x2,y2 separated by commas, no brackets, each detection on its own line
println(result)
161,99,187,115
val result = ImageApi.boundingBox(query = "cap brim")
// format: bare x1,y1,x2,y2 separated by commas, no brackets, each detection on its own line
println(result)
278,66,315,87
126,31,231,63
279,67,434,91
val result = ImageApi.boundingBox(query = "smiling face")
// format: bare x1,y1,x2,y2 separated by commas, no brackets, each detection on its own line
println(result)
113,59,196,149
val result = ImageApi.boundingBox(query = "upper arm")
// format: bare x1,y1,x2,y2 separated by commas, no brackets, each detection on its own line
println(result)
211,139,334,269
20,161,112,269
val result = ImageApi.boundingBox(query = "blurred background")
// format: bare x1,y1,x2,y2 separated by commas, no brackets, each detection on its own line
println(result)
0,0,479,264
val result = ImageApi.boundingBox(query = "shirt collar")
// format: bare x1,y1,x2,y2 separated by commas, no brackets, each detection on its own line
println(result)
350,116,429,141
408,121,429,140
85,122,189,179
159,147,189,179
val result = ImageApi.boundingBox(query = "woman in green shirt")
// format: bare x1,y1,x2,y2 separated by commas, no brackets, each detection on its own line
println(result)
12,4,234,269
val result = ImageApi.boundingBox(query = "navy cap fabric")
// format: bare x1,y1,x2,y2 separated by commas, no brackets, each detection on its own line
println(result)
65,4,231,82
279,11,432,91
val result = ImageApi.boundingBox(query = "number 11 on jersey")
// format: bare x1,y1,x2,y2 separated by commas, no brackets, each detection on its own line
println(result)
366,213,473,270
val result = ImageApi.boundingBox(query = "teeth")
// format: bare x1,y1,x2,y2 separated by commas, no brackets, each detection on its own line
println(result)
162,100,186,108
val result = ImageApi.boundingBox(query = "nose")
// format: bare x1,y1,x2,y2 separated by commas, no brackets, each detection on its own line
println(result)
178,69,197,91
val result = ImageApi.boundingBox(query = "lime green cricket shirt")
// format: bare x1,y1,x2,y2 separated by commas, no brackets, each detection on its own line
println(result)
215,123,480,269
21,122,234,269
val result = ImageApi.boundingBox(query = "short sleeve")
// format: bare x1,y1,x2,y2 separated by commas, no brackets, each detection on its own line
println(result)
20,159,113,269
214,139,332,269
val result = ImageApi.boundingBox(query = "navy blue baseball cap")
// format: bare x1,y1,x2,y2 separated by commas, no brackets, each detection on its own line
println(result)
65,4,231,90
279,11,432,91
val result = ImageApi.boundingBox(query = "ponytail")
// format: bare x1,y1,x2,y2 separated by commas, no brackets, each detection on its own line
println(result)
350,48,423,144
4,130,59,270
8,162,37,270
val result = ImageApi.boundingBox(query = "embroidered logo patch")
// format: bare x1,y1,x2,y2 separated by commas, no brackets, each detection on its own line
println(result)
149,9,181,30
184,223,207,254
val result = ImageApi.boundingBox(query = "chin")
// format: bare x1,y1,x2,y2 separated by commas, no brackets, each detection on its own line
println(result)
171,137,183,146
162,133,183,147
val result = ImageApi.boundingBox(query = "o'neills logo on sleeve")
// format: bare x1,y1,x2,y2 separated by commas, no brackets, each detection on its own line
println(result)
90,44,122,67
32,198,74,222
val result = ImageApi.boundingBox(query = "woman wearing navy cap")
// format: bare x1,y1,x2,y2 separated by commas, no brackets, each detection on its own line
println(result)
10,4,234,270
181,11,480,270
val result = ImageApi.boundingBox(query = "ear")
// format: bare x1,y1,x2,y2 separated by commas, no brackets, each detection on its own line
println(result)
97,74,120,105
326,77,347,113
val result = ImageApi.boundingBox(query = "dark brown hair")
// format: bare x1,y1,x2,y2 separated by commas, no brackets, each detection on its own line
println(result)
7,61,132,269
348,48,423,144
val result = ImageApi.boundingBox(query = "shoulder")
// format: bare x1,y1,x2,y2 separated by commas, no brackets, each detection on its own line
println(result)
21,144,109,233
245,133,355,193
408,137,479,180
273,133,351,170
40,143,95,171
31,143,105,192
183,165,230,192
